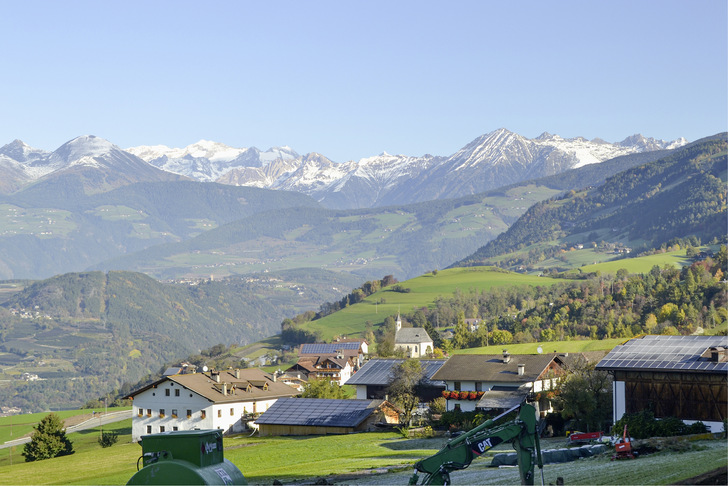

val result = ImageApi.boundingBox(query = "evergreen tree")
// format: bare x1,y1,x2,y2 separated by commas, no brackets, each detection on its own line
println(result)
22,413,74,462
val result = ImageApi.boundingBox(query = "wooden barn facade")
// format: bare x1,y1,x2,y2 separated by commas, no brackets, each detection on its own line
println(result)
597,335,728,432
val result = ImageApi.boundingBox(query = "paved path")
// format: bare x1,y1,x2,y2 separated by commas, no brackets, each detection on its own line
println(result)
1,410,132,449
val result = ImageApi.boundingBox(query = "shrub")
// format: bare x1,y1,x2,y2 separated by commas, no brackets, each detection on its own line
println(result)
98,431,119,448
614,410,708,439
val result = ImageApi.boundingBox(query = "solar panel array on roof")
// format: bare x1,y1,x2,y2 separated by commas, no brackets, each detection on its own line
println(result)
255,398,377,427
596,335,728,373
299,342,361,354
346,359,446,386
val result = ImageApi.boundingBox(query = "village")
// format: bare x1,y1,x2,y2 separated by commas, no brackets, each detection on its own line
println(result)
128,314,728,443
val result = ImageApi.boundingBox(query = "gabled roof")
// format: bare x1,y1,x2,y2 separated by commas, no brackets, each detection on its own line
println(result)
596,335,728,373
255,397,397,428
346,359,446,386
128,368,298,404
432,354,562,384
395,327,433,344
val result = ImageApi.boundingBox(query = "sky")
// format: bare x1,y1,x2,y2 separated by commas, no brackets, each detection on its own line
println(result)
1,0,726,163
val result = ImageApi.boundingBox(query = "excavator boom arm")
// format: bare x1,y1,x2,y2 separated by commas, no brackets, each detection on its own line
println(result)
409,403,543,485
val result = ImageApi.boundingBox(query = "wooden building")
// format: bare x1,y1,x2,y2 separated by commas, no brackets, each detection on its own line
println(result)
596,335,728,432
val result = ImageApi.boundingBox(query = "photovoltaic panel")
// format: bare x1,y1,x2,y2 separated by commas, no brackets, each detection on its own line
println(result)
255,398,379,427
596,335,728,373
346,359,446,386
299,342,361,355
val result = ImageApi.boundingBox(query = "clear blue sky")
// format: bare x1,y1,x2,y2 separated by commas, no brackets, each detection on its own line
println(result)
2,0,726,162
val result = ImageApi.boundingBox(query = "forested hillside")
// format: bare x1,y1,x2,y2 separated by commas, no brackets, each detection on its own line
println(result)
456,134,727,269
0,181,320,280
0,268,359,411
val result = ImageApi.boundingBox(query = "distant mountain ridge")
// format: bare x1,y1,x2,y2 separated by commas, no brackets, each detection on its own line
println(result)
1,130,686,209
454,133,728,269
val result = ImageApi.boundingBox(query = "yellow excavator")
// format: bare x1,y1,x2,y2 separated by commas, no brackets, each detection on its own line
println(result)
409,402,544,485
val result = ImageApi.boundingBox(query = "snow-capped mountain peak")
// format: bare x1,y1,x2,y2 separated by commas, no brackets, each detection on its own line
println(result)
0,139,49,162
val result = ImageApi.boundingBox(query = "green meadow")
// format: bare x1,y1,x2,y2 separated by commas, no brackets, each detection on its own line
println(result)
1,416,724,485
452,337,626,355
302,267,558,340
579,249,692,274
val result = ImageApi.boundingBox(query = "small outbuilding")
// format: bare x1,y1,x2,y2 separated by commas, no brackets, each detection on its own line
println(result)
254,397,401,436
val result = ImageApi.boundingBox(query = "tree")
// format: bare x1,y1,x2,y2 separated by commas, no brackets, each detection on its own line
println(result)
555,357,612,432
389,359,425,425
452,311,471,349
300,379,346,399
22,413,74,462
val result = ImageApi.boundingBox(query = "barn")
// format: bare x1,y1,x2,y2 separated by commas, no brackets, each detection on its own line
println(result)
596,335,728,431
254,397,401,436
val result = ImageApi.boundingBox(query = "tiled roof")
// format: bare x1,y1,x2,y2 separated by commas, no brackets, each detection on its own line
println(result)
128,368,298,404
346,359,446,386
596,335,728,373
255,398,391,428
432,354,561,383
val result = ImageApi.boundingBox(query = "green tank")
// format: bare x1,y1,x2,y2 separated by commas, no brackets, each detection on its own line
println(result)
127,429,247,485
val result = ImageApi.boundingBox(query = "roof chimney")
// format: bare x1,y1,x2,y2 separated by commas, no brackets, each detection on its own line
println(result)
222,383,228,396
502,350,511,363
518,364,525,376
710,347,727,363
235,369,241,379
212,372,220,383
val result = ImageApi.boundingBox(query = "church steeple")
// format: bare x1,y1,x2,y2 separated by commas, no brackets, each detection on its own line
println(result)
396,313,402,332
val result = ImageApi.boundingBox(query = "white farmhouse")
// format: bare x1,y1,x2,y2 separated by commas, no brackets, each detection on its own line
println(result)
431,352,565,416
128,368,298,442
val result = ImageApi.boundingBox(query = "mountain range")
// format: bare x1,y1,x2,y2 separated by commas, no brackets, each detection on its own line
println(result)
1,130,686,209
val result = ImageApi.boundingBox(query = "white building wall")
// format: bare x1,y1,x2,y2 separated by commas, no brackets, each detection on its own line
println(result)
340,364,352,384
613,380,626,424
131,380,283,441
443,379,545,412
355,385,368,400
131,381,211,442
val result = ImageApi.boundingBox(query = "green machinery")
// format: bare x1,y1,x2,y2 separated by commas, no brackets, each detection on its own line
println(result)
409,402,544,485
127,429,247,485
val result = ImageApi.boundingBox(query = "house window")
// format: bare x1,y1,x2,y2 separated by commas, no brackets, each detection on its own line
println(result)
165,389,170,396
160,426,165,432
218,410,222,418
172,409,178,418
175,389,180,397
454,382,461,391
147,409,152,417
201,411,206,419
187,409,192,418
159,409,165,418
137,407,143,417
230,408,234,416
146,425,152,434
475,382,482,392
173,426,178,431
454,403,461,412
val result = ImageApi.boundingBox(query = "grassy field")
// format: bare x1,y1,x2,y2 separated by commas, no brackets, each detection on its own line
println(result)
1,417,725,485
0,408,130,445
579,249,692,274
302,267,558,340
452,337,625,355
